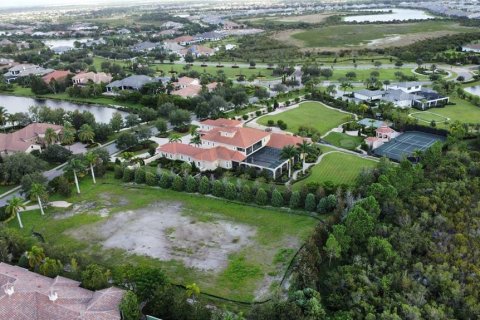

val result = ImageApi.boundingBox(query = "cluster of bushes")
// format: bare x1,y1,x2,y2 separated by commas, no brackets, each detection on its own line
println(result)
114,166,336,213
297,125,321,141
267,119,288,130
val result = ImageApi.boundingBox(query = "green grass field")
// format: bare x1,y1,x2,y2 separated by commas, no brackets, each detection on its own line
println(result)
8,174,316,302
409,111,450,123
258,102,352,135
323,132,363,150
410,98,480,125
291,21,477,48
330,67,428,81
294,152,377,188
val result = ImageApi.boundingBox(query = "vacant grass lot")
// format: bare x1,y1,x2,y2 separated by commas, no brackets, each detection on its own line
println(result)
290,21,477,48
330,67,428,81
8,174,316,302
410,98,480,126
294,152,377,188
324,132,363,150
258,102,352,135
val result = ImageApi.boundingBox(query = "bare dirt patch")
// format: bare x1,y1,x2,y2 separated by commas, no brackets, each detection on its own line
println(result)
68,202,257,272
273,13,336,24
55,193,129,219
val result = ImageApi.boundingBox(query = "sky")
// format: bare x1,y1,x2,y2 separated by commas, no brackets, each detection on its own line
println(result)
0,0,149,9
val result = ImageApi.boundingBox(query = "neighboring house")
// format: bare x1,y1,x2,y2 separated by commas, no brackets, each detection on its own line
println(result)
172,35,196,46
174,76,200,89
130,41,160,52
156,29,180,37
42,70,71,84
0,58,14,66
354,89,385,102
180,45,215,57
158,119,306,178
106,75,155,92
0,262,124,320
72,72,112,85
4,64,54,83
117,28,131,35
386,82,423,93
222,20,241,30
196,31,225,42
0,39,13,47
0,123,63,155
462,44,480,53
162,21,184,30
51,46,73,55
364,125,400,150
162,41,185,55
171,77,217,98
411,89,450,110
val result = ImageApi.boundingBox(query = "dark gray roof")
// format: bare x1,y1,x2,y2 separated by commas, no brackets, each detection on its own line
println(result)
382,89,420,102
107,75,155,89
355,89,384,97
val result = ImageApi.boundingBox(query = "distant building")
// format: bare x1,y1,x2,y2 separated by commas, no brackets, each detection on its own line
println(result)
117,28,131,35
462,44,480,53
172,35,197,46
130,41,160,52
106,75,155,92
0,123,63,155
51,46,73,55
0,39,13,47
222,20,241,30
364,125,400,150
4,64,54,83
72,72,112,85
180,45,215,58
0,262,124,320
171,77,217,98
162,41,185,55
42,70,71,84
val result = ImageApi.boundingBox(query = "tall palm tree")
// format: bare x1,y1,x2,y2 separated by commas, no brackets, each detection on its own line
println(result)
78,124,95,143
30,183,47,216
340,81,353,95
280,145,298,178
62,121,76,146
65,158,85,194
44,128,58,146
296,141,313,174
0,106,9,132
6,196,26,229
85,152,99,184
26,245,45,270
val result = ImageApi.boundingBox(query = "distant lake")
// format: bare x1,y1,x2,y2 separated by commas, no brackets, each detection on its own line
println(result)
344,8,434,22
464,86,480,97
0,95,127,124
43,38,93,48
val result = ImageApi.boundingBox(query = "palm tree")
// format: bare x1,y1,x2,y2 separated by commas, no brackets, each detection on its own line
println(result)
186,283,200,301
412,149,422,164
169,134,182,143
340,81,353,95
325,84,337,97
6,196,26,229
62,121,76,146
296,141,313,174
189,134,201,147
280,145,298,178
44,128,58,146
65,158,85,194
85,152,99,184
26,245,45,270
78,124,95,143
30,183,47,216
0,106,8,132
121,151,135,163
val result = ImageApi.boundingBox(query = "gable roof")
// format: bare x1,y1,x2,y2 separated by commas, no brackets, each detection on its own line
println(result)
201,126,270,148
267,133,305,149
0,123,63,153
200,118,242,128
159,143,245,162
42,70,70,83
107,75,154,89
72,72,112,84
171,85,202,98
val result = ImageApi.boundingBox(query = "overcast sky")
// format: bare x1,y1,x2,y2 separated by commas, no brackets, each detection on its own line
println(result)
0,0,144,9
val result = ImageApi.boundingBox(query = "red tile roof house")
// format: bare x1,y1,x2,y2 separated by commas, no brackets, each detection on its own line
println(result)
72,72,113,86
42,70,71,84
364,125,401,150
171,77,217,98
0,123,63,156
158,119,305,178
0,262,124,320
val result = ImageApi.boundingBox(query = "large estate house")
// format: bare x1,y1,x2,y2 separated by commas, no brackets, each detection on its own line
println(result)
0,123,63,155
0,262,124,320
72,72,112,85
106,75,156,92
158,118,305,178
353,82,449,110
4,64,54,83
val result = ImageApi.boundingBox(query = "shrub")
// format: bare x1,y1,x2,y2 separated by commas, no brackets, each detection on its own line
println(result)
0,206,11,222
114,165,124,179
57,176,72,197
40,144,73,164
255,188,268,206
271,189,284,207
241,185,252,203
289,191,301,208
134,168,146,184
159,173,172,189
123,168,134,182
172,175,184,191
317,194,337,214
304,193,317,212
224,183,237,200
185,176,197,193
212,180,224,197
242,114,249,120
81,264,110,291
145,172,157,186
267,120,275,126
255,110,262,117
198,176,210,194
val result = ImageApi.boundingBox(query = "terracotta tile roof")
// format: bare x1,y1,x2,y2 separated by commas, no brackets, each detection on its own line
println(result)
175,76,198,86
200,118,242,128
376,126,396,134
0,123,63,153
201,126,270,149
158,143,245,162
0,263,124,320
173,35,194,43
206,82,218,91
42,70,70,83
72,72,112,84
267,133,305,149
366,137,381,142
171,84,202,97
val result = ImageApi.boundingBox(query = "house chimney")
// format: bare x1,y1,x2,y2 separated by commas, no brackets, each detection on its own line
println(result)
48,290,58,302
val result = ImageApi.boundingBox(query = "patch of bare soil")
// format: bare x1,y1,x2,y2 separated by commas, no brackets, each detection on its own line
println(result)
68,202,257,272
275,13,337,24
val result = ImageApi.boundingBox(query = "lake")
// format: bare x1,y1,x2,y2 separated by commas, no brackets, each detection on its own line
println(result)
344,8,434,23
464,86,480,97
42,38,93,48
0,95,127,123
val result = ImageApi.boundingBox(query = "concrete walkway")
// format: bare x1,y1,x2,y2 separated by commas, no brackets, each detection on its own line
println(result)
20,201,72,212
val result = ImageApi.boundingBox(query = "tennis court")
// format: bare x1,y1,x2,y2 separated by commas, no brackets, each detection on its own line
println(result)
374,131,445,161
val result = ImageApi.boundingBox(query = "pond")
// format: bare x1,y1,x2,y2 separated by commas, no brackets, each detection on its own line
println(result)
344,8,434,22
0,95,128,123
42,38,93,48
464,85,480,97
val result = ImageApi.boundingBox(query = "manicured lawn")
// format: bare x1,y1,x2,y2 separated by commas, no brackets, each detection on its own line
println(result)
409,97,480,126
323,132,363,150
330,67,428,81
8,174,316,302
258,102,353,135
291,21,477,48
409,111,450,123
294,152,377,188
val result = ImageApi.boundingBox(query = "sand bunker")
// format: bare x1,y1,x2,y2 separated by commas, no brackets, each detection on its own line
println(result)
68,202,256,271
